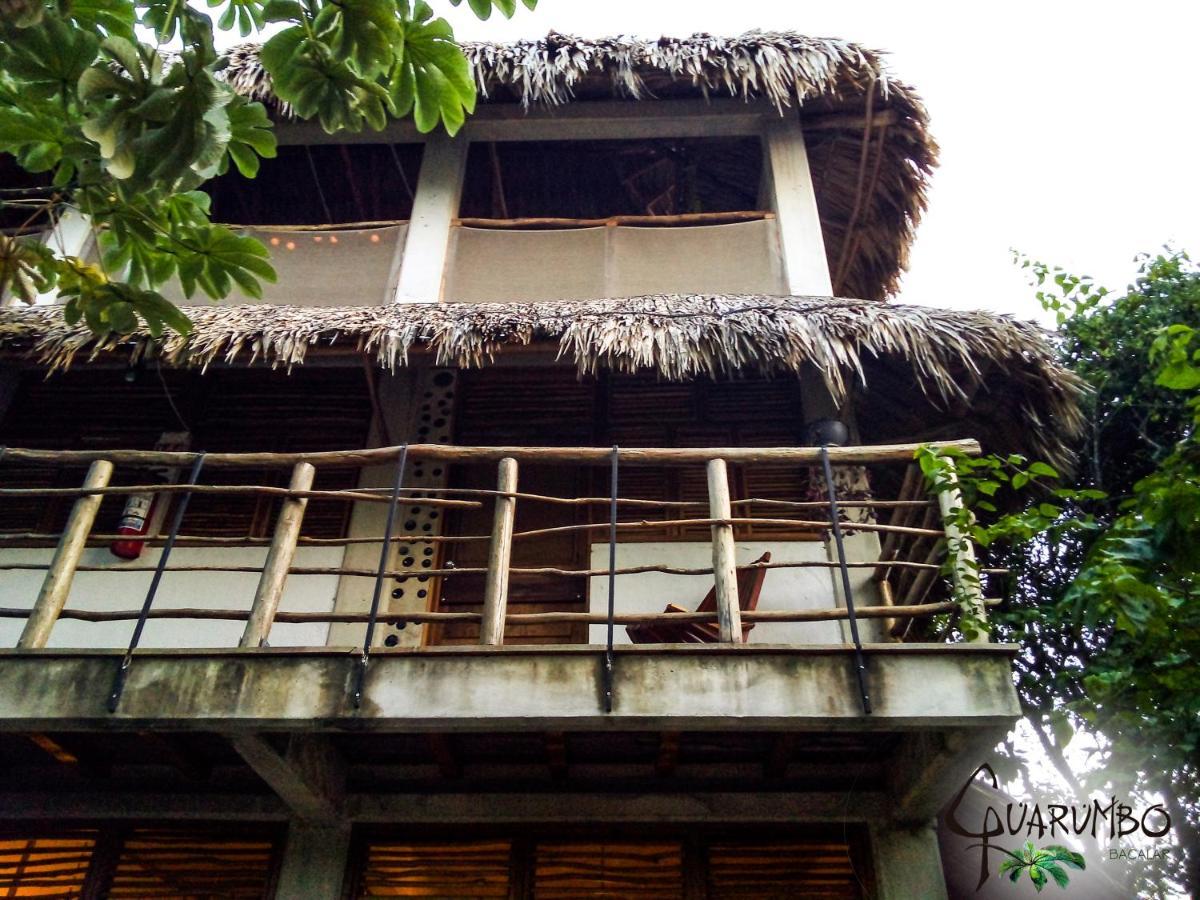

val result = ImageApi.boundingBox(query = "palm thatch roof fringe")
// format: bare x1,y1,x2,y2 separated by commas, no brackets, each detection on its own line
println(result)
220,31,937,301
0,296,1085,466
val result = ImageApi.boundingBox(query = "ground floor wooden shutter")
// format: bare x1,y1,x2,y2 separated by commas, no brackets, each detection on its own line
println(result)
352,831,869,899
0,825,282,898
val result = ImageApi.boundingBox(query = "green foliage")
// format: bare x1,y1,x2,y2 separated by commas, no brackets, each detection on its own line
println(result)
997,842,1085,892
0,0,536,335
998,251,1200,898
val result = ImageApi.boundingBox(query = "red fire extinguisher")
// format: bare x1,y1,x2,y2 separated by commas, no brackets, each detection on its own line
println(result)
110,431,191,560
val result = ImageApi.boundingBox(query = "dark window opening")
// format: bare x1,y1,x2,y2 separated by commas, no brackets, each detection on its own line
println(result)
204,143,424,226
0,367,373,539
458,138,764,220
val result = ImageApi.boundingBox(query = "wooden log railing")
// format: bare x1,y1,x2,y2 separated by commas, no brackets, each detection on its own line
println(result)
0,440,993,653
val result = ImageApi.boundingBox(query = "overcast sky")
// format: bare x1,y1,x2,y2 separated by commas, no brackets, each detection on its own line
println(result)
442,1,1199,321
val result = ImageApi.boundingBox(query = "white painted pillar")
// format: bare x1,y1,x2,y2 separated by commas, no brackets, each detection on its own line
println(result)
869,821,949,900
762,117,834,296
273,821,351,899
327,370,417,648
393,134,470,303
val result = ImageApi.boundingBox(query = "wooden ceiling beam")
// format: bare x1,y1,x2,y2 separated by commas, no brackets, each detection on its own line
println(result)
228,733,345,824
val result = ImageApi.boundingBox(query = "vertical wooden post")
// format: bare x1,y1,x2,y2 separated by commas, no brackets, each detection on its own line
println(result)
480,457,518,646
706,458,742,643
241,462,316,648
935,457,989,643
18,459,113,649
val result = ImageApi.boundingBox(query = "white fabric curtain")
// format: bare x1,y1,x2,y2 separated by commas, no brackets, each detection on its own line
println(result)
160,224,407,307
443,219,785,302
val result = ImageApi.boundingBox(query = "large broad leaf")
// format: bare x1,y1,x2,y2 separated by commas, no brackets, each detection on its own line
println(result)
222,97,277,178
312,0,400,78
175,225,276,299
0,236,54,304
206,0,265,37
448,0,536,20
0,17,100,99
261,26,389,132
62,0,138,39
390,2,475,135
0,108,67,172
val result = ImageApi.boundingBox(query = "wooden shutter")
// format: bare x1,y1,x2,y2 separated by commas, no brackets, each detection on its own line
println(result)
533,842,684,899
705,841,863,898
0,831,97,897
105,827,280,899
356,840,513,897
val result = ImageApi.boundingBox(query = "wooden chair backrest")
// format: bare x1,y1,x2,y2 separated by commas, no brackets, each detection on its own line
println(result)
694,552,772,614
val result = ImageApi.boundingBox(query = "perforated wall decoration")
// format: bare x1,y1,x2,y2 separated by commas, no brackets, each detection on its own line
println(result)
382,368,457,649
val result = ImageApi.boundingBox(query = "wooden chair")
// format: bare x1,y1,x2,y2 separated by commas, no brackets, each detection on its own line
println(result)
625,552,771,643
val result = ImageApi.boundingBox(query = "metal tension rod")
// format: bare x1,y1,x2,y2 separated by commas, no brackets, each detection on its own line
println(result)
108,453,206,713
353,444,408,709
603,445,619,713
819,445,872,715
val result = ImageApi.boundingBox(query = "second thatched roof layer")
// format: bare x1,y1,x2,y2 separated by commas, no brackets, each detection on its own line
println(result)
221,31,937,302
0,295,1084,467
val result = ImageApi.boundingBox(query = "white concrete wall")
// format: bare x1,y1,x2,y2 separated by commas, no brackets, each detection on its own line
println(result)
587,540,845,645
0,545,344,649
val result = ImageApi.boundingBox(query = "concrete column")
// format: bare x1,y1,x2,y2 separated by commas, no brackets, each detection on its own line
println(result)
762,117,833,296
328,370,417,647
394,133,469,303
870,821,948,900
274,820,352,899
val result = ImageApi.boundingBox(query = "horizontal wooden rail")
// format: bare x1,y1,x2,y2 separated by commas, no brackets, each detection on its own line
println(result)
0,559,1010,579
452,211,773,229
0,440,980,469
510,517,947,542
0,532,493,548
0,599,1000,626
0,484,479,508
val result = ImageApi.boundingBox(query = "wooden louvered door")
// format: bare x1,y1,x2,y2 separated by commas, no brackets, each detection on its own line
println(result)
433,369,823,645
597,374,819,541
434,368,598,646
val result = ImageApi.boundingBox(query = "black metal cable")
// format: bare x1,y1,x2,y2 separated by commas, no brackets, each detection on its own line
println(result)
353,445,407,709
108,453,206,713
820,445,872,715
603,445,619,713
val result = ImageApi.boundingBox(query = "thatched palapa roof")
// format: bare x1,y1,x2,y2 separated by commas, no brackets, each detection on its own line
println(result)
221,31,936,301
0,296,1085,467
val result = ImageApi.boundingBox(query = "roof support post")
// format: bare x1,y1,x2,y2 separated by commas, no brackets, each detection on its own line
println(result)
393,133,469,303
762,117,834,295
275,820,351,899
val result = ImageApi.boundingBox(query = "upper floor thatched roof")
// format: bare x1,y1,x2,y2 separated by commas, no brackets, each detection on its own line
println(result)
221,31,936,301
